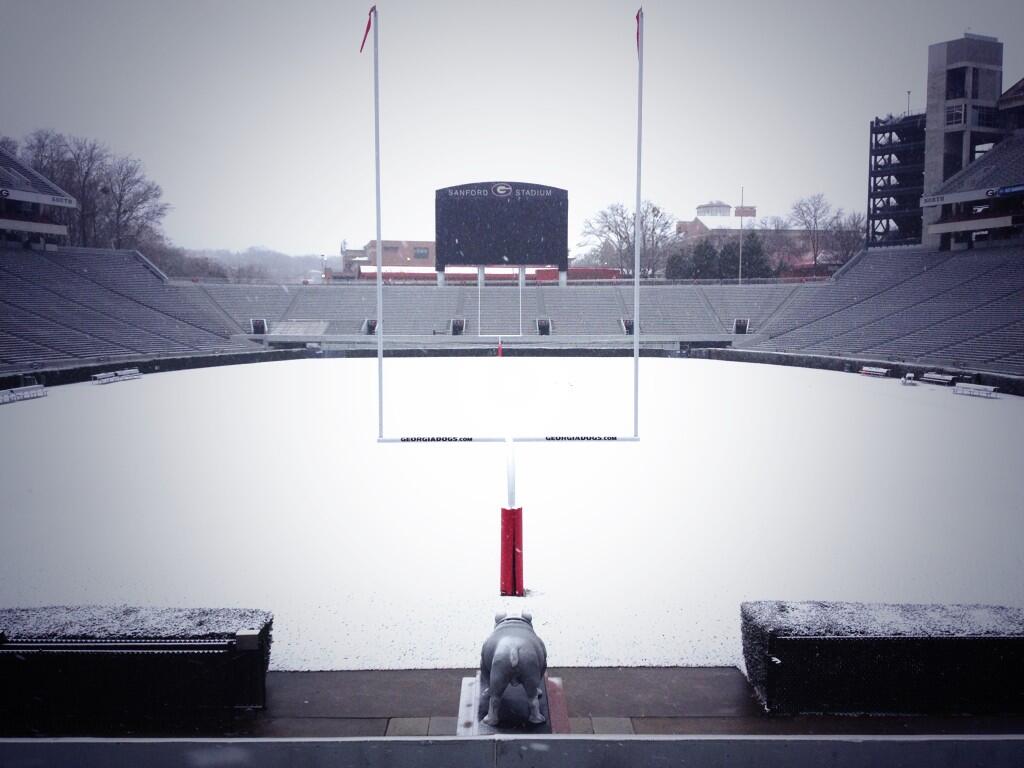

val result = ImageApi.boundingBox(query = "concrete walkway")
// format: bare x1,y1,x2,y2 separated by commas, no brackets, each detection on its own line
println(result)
5,667,1024,738
237,667,1024,738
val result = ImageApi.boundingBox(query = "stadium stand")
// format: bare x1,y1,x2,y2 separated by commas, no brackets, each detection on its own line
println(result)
1,241,1022,379
0,246,252,371
465,286,538,336
539,285,624,335
701,283,800,335
198,283,295,331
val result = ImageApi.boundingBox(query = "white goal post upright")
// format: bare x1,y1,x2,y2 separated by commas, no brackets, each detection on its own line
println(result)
370,5,384,441
633,6,643,440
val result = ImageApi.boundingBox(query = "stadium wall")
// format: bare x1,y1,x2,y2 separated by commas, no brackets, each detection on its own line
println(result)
689,346,1024,397
0,348,315,391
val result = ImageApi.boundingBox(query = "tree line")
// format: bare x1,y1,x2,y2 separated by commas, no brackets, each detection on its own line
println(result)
578,193,866,279
1,130,229,279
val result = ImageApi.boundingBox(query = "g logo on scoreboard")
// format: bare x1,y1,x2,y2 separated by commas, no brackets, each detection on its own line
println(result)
492,183,512,197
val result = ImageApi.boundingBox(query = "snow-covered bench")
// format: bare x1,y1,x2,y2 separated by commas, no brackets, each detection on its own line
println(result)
921,371,955,386
741,601,1024,715
0,384,46,404
92,368,142,384
0,606,273,724
953,382,998,398
859,366,889,377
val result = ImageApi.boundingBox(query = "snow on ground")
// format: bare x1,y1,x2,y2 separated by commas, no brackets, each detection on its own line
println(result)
742,601,1024,637
0,357,1022,670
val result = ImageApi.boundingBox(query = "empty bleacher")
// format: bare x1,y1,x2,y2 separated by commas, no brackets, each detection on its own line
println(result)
754,245,1024,374
540,286,626,335
621,286,723,336
199,284,295,332
50,248,236,338
2,242,1022,379
700,284,798,335
464,286,538,337
0,246,250,370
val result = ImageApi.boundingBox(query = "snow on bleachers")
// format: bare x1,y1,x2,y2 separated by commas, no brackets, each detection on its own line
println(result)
540,286,624,335
199,284,293,330
0,246,247,367
50,248,237,339
756,245,1024,376
701,284,797,334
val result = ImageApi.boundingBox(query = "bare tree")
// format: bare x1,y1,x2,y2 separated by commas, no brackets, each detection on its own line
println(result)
0,136,18,156
63,136,111,247
826,210,866,265
19,130,69,184
790,194,833,266
757,216,799,272
97,155,170,249
14,130,170,252
580,201,679,276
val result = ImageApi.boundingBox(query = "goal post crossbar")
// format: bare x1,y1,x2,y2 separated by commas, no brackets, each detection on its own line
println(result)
377,435,641,444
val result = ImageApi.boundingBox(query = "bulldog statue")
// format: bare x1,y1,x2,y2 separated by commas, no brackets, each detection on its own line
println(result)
479,611,548,726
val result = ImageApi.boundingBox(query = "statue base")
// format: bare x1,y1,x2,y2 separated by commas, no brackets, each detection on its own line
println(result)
456,672,568,735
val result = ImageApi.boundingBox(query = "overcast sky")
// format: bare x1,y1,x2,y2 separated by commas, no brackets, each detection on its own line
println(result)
2,0,1023,257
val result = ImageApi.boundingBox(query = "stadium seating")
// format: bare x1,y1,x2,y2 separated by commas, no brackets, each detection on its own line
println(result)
701,283,799,335
0,246,251,368
1,242,1022,377
196,283,294,332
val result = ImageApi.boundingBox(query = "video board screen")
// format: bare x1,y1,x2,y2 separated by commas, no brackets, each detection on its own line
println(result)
435,182,568,270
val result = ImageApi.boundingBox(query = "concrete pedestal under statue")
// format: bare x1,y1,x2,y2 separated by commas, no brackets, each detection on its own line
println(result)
456,612,568,735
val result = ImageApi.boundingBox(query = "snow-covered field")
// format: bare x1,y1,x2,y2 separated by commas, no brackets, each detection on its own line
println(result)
1,357,1022,670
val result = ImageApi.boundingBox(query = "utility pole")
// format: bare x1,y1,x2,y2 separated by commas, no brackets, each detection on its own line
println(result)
738,186,744,285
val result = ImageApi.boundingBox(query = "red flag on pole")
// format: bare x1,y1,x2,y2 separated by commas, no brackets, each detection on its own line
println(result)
360,5,376,53
636,7,642,51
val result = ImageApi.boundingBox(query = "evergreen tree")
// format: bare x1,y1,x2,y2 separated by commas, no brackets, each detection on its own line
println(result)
691,240,719,280
664,248,693,279
719,240,739,279
737,231,774,278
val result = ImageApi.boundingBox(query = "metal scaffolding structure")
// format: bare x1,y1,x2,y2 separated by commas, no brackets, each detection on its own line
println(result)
867,113,926,248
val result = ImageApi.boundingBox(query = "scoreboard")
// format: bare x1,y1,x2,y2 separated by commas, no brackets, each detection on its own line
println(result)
435,182,568,271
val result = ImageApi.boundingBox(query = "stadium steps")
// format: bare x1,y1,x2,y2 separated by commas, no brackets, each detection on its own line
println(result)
279,285,307,324
201,284,294,332
910,293,1024,369
796,252,1024,357
464,286,536,337
0,329,78,366
48,249,237,341
540,286,623,335
0,262,200,356
195,285,246,333
285,286,376,332
454,286,467,325
989,348,1024,377
0,300,136,359
759,250,954,348
694,287,728,333
619,287,721,335
382,285,459,335
756,283,813,337
535,285,547,317
700,284,797,334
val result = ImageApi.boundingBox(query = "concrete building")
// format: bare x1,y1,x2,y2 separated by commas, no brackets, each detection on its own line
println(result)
343,240,436,274
922,33,1006,247
921,129,1024,248
868,33,1024,250
0,146,76,247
